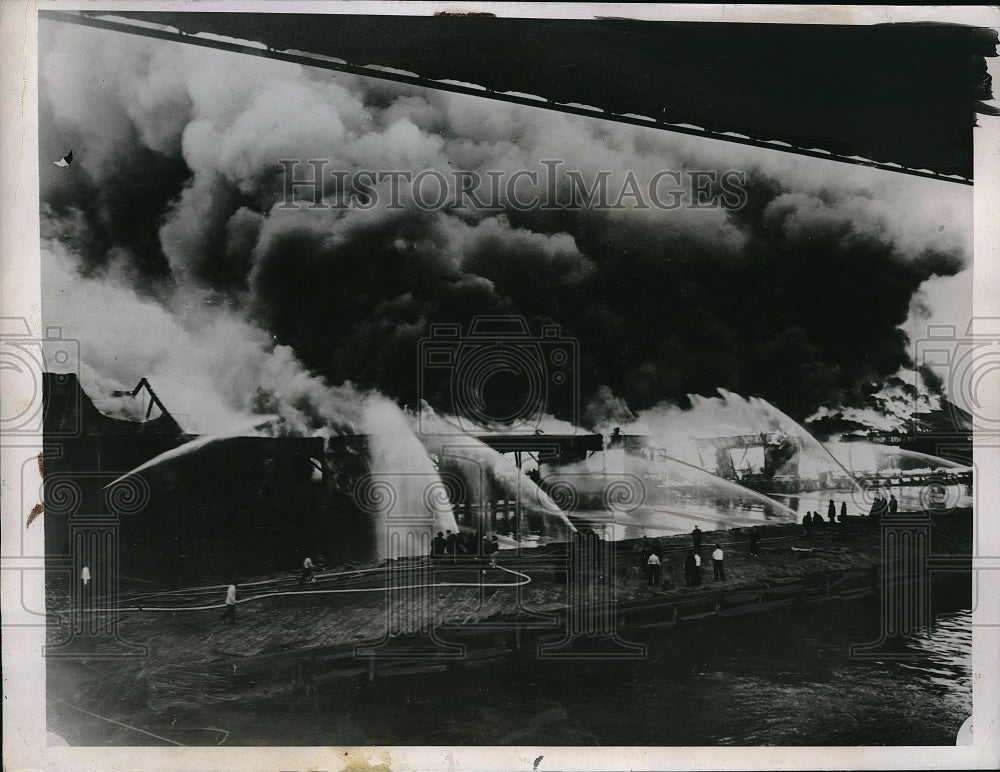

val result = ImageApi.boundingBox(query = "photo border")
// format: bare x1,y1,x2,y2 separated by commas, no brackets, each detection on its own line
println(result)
3,2,998,769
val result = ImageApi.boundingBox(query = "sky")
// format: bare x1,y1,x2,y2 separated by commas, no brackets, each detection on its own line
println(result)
37,17,980,436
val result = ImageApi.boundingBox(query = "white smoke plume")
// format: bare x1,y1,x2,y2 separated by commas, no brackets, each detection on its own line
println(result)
43,239,367,435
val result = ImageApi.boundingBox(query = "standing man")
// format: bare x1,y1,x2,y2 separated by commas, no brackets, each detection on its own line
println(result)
692,526,703,554
872,493,887,523
840,501,847,522
647,551,662,586
445,529,458,563
828,499,837,524
80,565,91,610
888,494,898,516
299,555,315,587
712,544,726,581
802,512,812,537
640,539,652,572
869,493,883,518
684,550,697,587
432,531,446,559
222,581,237,625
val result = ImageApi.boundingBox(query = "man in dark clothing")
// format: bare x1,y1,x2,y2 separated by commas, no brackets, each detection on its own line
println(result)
684,550,698,587
692,526,703,554
840,501,847,522
802,512,812,536
871,494,887,523
888,495,898,516
828,500,837,524
432,531,446,558
445,530,458,562
869,494,883,518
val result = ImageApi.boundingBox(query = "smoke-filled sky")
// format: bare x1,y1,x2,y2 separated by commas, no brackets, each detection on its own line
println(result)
38,18,977,435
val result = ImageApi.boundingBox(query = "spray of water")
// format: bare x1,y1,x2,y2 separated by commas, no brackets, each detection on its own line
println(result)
825,441,969,474
647,451,801,520
555,445,801,522
612,389,864,490
103,415,279,488
415,407,578,536
748,392,864,490
362,397,459,560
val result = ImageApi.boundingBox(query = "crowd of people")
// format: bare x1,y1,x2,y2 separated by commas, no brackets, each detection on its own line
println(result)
801,501,838,535
638,527,734,589
801,495,898,534
430,529,500,565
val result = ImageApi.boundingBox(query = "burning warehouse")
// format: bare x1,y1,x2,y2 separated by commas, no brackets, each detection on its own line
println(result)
42,372,606,582
43,372,337,580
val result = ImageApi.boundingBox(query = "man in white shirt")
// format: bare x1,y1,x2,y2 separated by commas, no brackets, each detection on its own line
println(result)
712,544,725,581
647,552,661,586
222,582,237,624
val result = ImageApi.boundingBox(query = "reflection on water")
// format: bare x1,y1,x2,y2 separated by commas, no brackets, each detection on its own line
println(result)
893,611,972,716
582,483,972,542
704,607,973,746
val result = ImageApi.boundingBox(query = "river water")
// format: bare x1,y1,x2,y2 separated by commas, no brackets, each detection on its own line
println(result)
192,588,971,746
48,580,971,747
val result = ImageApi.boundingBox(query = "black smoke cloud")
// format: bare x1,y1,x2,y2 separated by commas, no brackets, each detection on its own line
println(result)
39,21,972,429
